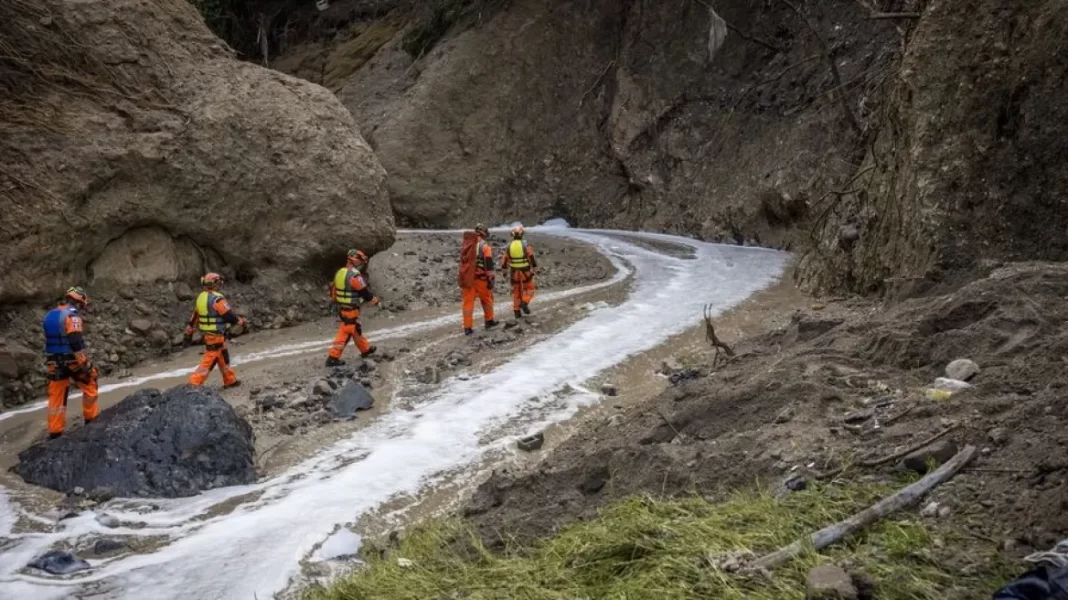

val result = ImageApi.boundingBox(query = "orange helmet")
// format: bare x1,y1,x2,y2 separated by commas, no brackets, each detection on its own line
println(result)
474,223,488,237
64,286,89,308
511,225,525,239
201,272,223,288
347,249,368,265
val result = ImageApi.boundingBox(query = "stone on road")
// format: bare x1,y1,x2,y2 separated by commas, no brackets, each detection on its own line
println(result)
28,550,90,575
13,385,256,498
329,380,375,419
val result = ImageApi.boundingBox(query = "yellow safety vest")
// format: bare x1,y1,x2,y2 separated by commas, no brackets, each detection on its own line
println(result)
196,291,225,333
508,240,530,269
333,267,360,307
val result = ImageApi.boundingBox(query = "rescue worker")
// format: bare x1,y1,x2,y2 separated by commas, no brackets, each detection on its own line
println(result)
184,272,246,388
42,286,99,439
461,224,499,335
326,249,380,366
501,224,537,319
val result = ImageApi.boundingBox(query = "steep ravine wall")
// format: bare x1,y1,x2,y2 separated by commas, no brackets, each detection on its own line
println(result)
0,0,395,406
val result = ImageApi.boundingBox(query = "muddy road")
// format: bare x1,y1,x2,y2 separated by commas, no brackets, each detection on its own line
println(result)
0,227,789,600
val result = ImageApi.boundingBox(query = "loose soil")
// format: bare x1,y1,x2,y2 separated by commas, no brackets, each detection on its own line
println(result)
464,261,1068,583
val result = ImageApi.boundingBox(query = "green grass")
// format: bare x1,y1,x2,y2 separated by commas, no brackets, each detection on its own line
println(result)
306,482,1017,600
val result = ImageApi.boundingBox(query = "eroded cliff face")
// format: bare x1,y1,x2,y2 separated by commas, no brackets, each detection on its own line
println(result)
0,0,395,405
799,0,1068,294
0,0,395,305
326,0,899,250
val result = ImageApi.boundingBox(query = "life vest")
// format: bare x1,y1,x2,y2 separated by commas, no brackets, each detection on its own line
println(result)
42,306,76,355
333,267,362,308
508,240,530,269
475,240,492,275
196,291,226,333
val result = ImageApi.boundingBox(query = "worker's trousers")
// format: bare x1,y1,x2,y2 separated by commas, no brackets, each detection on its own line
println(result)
189,334,238,387
46,355,99,435
329,309,372,358
462,278,495,329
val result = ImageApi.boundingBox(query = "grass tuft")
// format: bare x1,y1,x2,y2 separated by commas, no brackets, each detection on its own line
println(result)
306,481,1017,600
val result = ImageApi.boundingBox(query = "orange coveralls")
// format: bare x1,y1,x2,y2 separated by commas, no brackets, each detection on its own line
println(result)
462,240,496,329
329,266,379,359
501,239,537,315
186,291,242,387
42,303,99,436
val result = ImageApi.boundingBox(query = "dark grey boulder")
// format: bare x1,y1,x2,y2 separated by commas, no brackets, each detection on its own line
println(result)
329,380,375,419
13,385,256,498
28,550,90,575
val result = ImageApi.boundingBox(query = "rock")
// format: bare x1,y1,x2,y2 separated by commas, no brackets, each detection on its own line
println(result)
938,505,953,518
27,550,91,575
397,557,414,569
805,564,858,600
668,368,703,386
171,333,186,347
255,394,284,411
148,329,170,347
920,501,940,518
0,0,394,305
329,381,375,419
850,570,876,600
902,439,959,475
72,486,85,496
946,359,980,382
128,319,153,335
774,406,794,423
988,427,1010,446
517,433,545,452
96,513,121,528
88,487,116,503
93,538,127,555
843,408,874,424
13,386,256,498
174,282,196,301
607,413,625,427
313,379,336,397
601,383,618,397
0,341,37,379
579,465,610,495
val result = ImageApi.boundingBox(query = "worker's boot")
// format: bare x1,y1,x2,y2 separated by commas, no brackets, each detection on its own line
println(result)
485,320,500,329
464,328,475,336
360,346,377,358
521,302,531,315
325,357,346,367
223,380,242,389
48,432,62,440
514,310,523,319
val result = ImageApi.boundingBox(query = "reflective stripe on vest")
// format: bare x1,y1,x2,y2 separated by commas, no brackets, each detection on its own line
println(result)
42,306,74,355
476,241,492,272
333,267,360,307
196,291,225,333
508,240,530,269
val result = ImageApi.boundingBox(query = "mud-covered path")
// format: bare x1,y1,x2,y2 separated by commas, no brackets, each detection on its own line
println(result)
0,227,788,600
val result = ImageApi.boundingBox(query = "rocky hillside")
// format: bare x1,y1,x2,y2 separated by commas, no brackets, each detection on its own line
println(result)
266,0,1066,293
0,0,394,404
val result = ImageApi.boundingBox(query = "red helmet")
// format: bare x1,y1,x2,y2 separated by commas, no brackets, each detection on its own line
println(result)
201,272,223,288
347,249,368,265
64,286,89,308
474,223,488,237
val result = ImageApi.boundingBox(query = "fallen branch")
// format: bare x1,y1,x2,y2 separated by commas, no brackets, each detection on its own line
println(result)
868,12,922,20
856,423,957,468
703,304,736,366
754,445,977,570
656,409,688,444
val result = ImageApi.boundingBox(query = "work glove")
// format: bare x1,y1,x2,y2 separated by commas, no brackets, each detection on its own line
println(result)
370,296,381,306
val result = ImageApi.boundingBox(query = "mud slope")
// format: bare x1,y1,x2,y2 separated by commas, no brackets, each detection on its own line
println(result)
468,261,1068,564
0,0,392,403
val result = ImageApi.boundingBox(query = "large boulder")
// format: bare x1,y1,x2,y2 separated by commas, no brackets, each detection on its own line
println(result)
13,386,256,498
0,0,394,303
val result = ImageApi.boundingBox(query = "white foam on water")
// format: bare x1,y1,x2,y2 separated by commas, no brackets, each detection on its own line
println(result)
0,230,787,599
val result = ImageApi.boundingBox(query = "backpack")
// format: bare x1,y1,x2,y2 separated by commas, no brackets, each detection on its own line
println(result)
458,231,479,289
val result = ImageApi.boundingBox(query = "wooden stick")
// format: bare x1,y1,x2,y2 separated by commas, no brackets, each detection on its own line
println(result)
869,12,922,20
856,424,957,467
754,445,977,570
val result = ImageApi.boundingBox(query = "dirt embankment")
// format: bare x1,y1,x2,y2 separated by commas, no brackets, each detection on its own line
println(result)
466,261,1068,568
